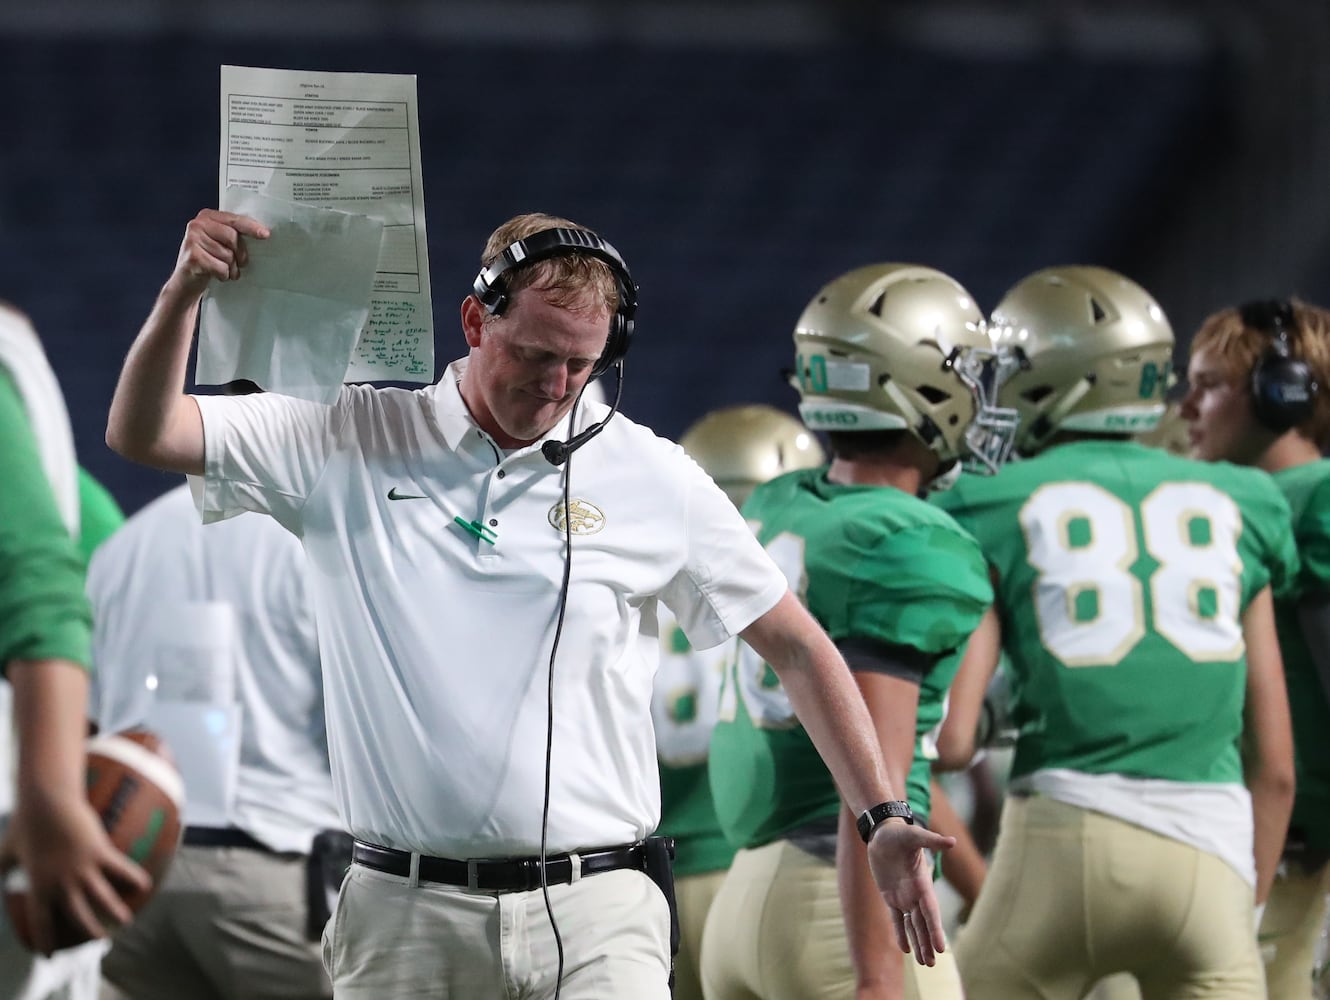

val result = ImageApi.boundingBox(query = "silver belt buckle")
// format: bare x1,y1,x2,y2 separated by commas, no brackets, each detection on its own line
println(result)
466,858,487,890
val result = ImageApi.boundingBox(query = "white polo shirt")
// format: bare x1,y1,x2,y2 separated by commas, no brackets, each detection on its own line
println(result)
87,484,341,854
192,359,786,859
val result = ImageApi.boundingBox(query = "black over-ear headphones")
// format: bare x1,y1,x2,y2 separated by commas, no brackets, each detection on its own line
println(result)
472,226,638,379
1243,298,1318,434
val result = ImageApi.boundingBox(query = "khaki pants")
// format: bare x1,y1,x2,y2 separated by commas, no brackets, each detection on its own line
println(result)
1260,856,1330,999
323,862,671,999
957,796,1264,999
701,838,963,1000
99,844,329,1000
674,868,727,1000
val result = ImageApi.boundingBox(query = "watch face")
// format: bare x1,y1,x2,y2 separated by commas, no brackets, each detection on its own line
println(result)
857,800,914,843
886,801,914,821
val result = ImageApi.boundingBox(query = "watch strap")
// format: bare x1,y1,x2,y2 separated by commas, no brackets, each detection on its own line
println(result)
856,799,915,843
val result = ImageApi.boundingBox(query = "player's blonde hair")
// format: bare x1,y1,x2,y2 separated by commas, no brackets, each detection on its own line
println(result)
480,213,620,317
1190,298,1330,448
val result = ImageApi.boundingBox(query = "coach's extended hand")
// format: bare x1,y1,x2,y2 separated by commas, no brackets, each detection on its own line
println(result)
868,820,954,966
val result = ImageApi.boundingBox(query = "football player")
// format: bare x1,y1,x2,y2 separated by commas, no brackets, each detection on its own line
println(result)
654,404,826,1000
935,266,1297,998
1182,297,1330,999
702,263,1014,1000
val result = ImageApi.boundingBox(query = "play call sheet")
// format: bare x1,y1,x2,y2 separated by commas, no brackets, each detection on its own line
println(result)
219,64,435,383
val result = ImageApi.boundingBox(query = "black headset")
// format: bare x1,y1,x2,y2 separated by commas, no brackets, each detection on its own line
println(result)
1243,298,1318,434
472,226,638,379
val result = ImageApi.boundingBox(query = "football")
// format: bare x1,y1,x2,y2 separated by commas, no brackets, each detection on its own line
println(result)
4,728,185,952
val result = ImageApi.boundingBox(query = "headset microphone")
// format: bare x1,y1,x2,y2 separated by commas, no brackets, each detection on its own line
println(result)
542,362,625,467
541,427,599,467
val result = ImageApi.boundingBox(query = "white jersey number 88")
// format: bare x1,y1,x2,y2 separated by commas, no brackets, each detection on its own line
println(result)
1020,481,1244,667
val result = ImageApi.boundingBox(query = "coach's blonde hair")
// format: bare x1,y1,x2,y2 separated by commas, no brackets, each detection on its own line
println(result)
480,213,620,317
1190,298,1330,448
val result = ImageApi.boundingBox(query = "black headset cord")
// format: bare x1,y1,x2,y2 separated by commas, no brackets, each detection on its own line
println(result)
539,366,625,999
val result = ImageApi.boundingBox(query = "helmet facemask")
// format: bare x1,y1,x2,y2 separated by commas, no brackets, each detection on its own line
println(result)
954,344,1023,474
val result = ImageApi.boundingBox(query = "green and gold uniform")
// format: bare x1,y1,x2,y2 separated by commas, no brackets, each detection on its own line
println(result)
0,364,102,998
702,468,990,1000
937,441,1297,999
1261,461,1330,997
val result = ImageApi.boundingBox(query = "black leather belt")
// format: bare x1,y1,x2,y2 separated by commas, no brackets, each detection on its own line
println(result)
352,839,648,892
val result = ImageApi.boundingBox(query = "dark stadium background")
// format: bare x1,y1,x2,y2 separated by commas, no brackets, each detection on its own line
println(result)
2,0,1327,513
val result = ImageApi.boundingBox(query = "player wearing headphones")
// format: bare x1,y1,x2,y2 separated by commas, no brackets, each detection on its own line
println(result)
106,210,954,1000
935,267,1297,999
1182,298,1330,999
703,264,1015,1000
654,405,826,1000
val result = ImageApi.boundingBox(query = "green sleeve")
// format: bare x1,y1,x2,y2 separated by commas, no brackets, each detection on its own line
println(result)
842,522,992,656
0,371,92,673
1248,477,1299,604
76,466,124,562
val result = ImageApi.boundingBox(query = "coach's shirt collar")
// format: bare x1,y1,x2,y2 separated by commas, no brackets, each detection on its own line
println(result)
430,357,582,459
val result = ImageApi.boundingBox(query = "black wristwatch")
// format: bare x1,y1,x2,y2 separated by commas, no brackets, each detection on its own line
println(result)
857,800,915,844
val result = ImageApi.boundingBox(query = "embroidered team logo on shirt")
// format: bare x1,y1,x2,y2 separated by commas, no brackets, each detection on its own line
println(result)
548,499,606,536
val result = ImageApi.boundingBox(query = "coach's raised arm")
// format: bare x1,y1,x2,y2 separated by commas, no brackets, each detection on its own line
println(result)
107,209,269,475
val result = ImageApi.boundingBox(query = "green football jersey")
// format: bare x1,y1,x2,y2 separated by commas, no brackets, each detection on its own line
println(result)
1270,460,1330,850
709,468,992,849
936,441,1298,786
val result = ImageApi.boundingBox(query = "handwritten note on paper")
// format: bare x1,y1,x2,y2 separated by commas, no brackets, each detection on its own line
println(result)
219,65,436,384
356,300,432,381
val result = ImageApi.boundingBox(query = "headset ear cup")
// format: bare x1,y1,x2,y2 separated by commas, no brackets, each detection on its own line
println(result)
592,313,633,379
1251,352,1317,433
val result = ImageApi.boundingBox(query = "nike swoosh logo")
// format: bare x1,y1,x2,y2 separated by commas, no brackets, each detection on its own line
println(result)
387,488,428,501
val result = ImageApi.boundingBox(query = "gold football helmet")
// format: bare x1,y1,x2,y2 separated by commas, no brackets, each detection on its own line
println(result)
990,266,1174,455
680,404,826,508
791,263,1017,472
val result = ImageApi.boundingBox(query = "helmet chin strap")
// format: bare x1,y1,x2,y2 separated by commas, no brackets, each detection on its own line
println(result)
882,381,965,489
882,381,931,441
1028,377,1094,450
883,379,962,477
